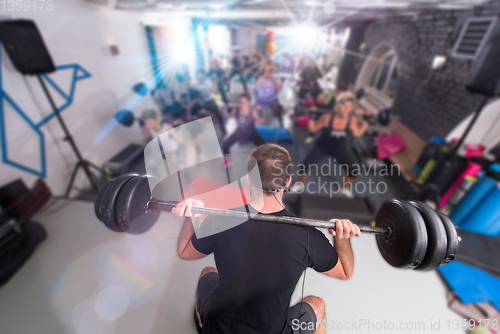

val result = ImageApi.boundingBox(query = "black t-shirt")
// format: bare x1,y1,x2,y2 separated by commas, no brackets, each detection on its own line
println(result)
191,207,339,334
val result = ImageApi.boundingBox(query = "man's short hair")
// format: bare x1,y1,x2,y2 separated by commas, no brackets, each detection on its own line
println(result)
247,144,292,194
140,108,159,121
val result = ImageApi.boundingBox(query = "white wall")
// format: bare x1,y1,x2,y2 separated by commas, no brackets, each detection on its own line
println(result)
208,25,231,59
232,26,265,50
0,0,191,195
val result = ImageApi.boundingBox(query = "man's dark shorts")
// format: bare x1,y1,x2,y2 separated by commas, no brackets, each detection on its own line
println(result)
195,272,318,334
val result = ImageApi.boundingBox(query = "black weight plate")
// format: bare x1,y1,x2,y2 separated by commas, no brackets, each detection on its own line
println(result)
437,212,459,265
99,174,137,232
375,199,428,269
409,201,448,271
95,180,112,222
115,175,161,234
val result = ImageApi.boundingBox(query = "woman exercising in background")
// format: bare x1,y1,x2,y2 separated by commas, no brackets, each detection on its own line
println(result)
221,94,265,167
293,91,369,198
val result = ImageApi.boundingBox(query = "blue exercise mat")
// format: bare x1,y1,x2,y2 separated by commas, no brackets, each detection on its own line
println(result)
461,184,500,235
450,175,498,226
439,261,500,310
255,126,293,144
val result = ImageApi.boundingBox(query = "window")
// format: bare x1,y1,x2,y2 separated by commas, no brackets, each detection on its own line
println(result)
451,17,498,60
370,51,398,98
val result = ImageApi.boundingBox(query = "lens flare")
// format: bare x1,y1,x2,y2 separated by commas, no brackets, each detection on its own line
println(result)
173,43,195,64
94,284,130,321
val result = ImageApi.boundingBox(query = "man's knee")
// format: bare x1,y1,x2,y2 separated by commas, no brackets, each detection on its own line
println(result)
199,266,218,279
302,296,325,320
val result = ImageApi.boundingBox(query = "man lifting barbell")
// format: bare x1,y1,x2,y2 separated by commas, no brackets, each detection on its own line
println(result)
94,147,459,333
173,143,360,334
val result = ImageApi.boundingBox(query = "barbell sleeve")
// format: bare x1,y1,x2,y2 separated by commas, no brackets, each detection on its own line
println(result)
148,199,390,236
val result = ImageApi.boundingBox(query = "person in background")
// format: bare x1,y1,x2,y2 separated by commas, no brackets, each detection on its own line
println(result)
252,49,262,64
245,49,263,79
229,49,249,94
140,108,186,170
192,69,227,135
299,56,322,100
221,93,265,167
241,49,252,68
208,57,229,107
150,87,169,116
302,90,337,144
254,62,283,126
293,91,369,198
255,62,281,104
229,49,242,78
150,85,188,125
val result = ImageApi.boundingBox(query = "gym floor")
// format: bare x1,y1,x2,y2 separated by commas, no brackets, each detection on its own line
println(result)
0,199,461,333
0,85,463,333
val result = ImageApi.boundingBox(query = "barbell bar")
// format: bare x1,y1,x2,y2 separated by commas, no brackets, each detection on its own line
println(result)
147,200,390,235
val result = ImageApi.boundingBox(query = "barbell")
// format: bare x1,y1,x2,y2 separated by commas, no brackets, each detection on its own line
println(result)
94,174,460,272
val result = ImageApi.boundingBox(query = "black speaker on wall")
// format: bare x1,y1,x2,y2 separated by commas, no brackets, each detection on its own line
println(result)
466,20,500,97
0,20,55,75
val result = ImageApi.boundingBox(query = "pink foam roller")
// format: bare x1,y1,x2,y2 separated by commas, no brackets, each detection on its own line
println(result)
439,162,482,208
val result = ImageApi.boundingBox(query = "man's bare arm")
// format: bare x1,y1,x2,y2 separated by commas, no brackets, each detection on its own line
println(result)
173,200,208,260
308,112,328,134
322,219,360,280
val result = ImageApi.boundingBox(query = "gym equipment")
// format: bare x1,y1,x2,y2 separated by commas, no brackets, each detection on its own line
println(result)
376,131,406,160
0,219,47,287
102,143,145,178
355,88,364,100
94,174,461,271
95,174,138,232
455,229,500,278
416,144,452,186
439,262,500,308
424,155,468,196
133,82,148,96
408,201,447,271
114,110,135,127
0,19,102,198
255,126,293,144
439,162,482,208
437,211,459,265
443,176,477,214
413,136,448,174
460,183,500,236
419,25,500,202
2,179,51,220
450,164,500,225
0,179,29,209
374,200,427,269
376,108,394,127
